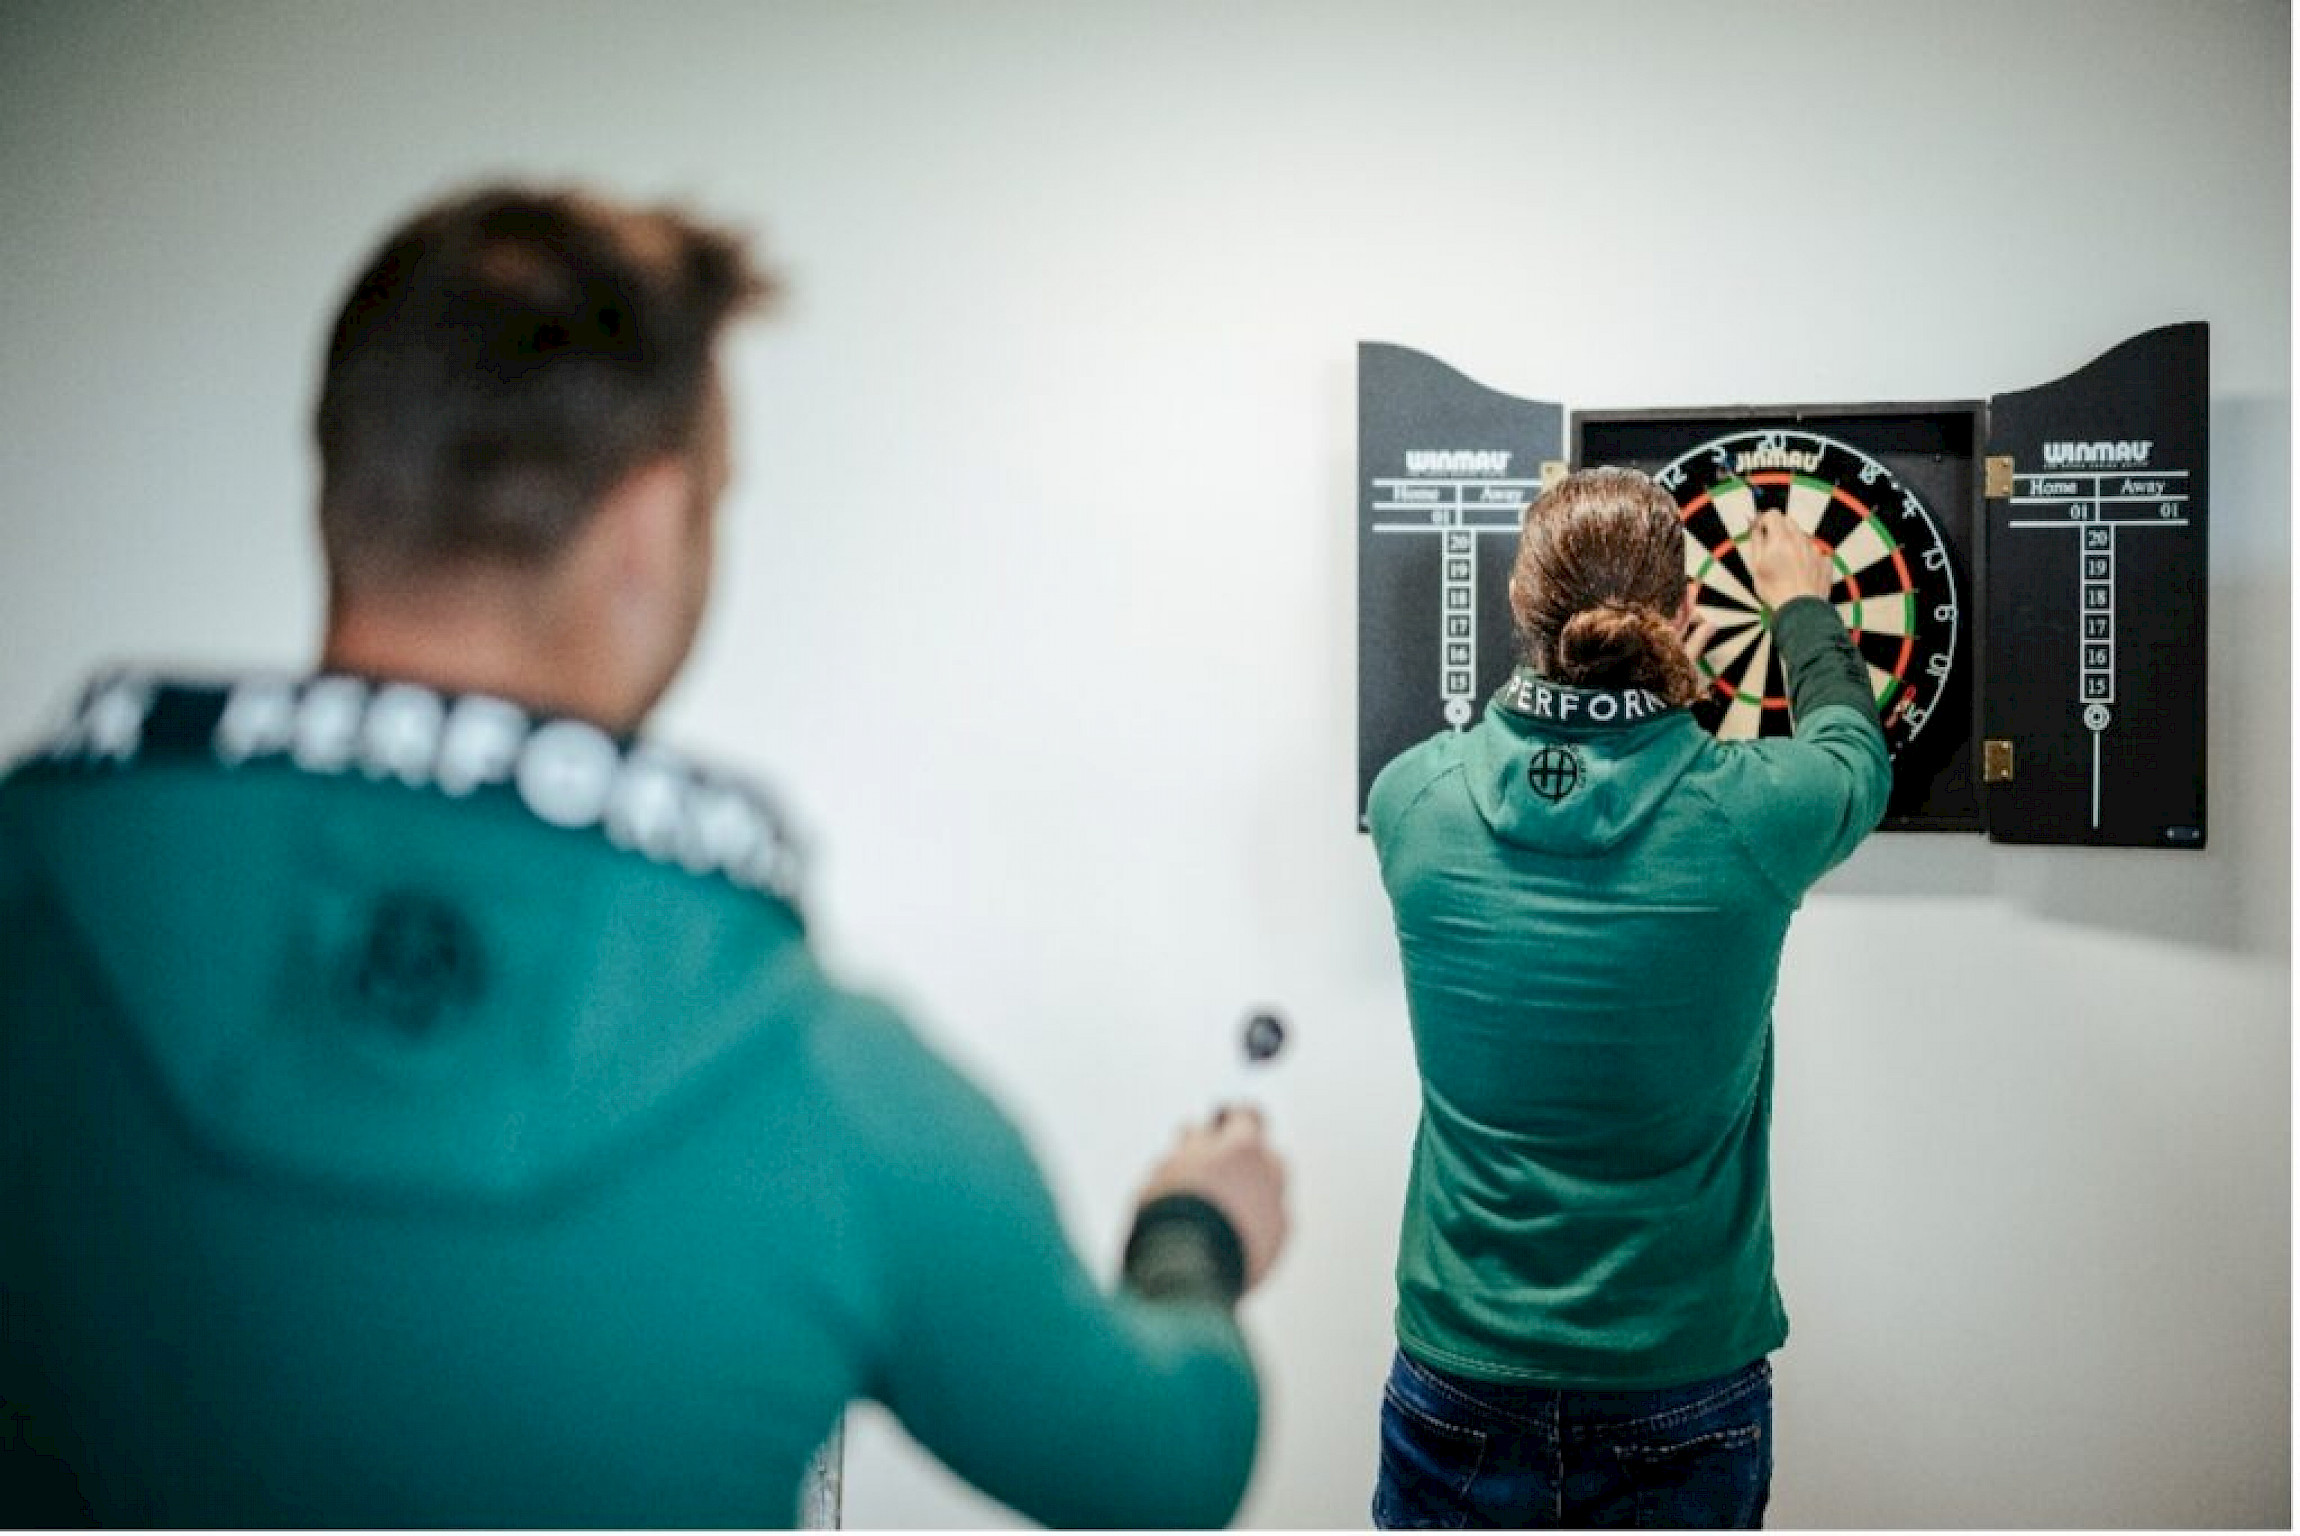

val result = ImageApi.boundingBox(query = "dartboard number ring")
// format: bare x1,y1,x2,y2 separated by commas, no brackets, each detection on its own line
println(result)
1656,429,1960,756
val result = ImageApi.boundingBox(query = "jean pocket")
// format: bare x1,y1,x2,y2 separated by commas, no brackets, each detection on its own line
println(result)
1374,1381,1490,1529
1612,1420,1769,1530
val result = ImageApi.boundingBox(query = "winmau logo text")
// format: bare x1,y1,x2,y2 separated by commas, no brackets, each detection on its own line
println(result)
2043,439,2153,467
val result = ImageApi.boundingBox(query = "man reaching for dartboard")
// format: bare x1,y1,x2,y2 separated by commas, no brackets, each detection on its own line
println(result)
1366,469,1890,1528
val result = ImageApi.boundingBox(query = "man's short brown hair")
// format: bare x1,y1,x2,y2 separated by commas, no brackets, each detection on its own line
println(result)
315,186,773,585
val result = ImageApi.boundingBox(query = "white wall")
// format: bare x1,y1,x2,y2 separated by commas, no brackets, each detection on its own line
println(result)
0,1,2285,1527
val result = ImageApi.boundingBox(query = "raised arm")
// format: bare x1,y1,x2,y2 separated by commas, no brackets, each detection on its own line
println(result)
1733,512,1893,890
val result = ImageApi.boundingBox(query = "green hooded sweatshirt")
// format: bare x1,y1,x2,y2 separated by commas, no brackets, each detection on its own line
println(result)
1367,597,1891,1390
0,673,1255,1527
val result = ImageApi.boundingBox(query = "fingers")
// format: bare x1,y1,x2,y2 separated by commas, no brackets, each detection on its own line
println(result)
1677,577,1719,665
1743,510,1833,608
1752,510,1826,560
1210,1102,1266,1135
1157,1107,1279,1182
1184,1105,1269,1165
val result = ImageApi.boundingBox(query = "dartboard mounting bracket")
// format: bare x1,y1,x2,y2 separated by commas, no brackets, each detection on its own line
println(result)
1356,323,2209,850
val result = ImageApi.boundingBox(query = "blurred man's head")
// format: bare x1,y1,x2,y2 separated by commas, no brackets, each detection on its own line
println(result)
315,186,772,729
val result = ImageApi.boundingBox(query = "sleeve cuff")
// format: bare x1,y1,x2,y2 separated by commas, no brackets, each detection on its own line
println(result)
1771,595,1880,724
1122,1194,1247,1308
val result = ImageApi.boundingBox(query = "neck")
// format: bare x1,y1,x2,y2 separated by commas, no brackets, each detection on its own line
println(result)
321,572,645,733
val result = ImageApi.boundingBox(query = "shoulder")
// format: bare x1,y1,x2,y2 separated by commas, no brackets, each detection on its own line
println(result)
795,987,1086,1318
1679,736,1825,836
804,987,1034,1184
1679,719,1889,896
1368,730,1467,844
1684,713,1879,802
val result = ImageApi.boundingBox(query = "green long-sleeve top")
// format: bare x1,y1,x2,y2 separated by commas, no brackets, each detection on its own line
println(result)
1367,597,1891,1390
0,673,1257,1528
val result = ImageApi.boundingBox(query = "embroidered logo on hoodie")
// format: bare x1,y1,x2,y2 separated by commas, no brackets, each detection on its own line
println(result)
1526,744,1585,802
348,890,487,1035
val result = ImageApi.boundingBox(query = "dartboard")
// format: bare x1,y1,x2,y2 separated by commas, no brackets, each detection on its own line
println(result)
1658,429,1960,754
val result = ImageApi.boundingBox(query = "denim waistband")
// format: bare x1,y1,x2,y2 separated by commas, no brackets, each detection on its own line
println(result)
1391,1348,1772,1440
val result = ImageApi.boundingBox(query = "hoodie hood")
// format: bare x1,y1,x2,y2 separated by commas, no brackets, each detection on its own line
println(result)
0,671,814,1208
1463,669,1711,855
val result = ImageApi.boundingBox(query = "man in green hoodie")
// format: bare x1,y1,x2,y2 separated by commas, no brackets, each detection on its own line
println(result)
0,185,1286,1527
1366,468,1890,1527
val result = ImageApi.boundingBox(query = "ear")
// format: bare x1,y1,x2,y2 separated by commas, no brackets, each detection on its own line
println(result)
598,454,696,594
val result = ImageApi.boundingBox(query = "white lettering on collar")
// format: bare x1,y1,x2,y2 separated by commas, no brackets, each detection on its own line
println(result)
184,676,802,905
1504,676,1670,726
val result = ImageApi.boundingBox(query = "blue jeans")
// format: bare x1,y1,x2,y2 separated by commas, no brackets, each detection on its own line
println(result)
1372,1349,1772,1529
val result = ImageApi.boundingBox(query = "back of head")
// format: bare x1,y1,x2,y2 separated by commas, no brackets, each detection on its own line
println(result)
1508,466,1698,704
315,185,773,589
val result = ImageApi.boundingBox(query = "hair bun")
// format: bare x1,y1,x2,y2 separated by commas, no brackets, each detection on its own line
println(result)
1555,602,1677,690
